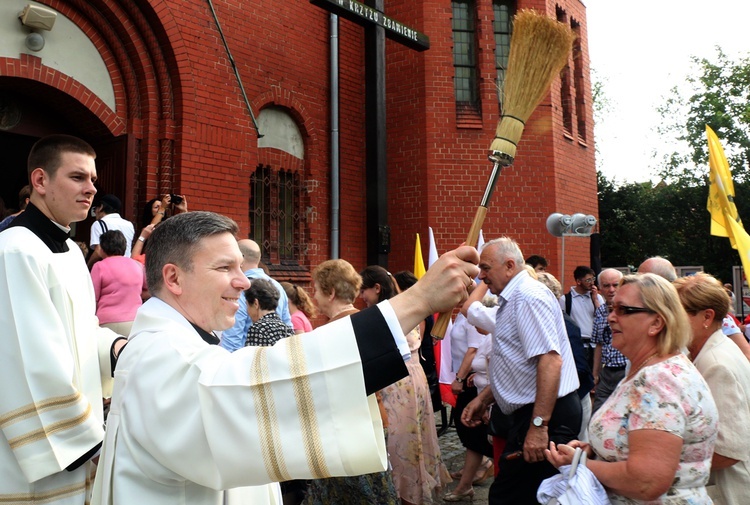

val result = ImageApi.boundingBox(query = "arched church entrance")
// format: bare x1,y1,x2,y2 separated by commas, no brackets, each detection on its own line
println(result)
0,81,131,243
0,0,183,244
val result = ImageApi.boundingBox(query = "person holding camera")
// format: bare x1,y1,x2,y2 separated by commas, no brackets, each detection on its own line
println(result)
131,193,187,261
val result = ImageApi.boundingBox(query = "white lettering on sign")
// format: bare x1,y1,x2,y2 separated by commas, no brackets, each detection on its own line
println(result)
343,0,418,42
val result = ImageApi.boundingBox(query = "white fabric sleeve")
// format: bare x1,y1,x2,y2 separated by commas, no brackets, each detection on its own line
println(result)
466,301,496,333
376,300,412,361
90,220,104,247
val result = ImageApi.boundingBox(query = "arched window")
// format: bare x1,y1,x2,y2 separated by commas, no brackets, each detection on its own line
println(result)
251,107,306,265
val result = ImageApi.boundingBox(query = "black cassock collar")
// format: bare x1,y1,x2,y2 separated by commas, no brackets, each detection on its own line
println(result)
8,203,71,253
190,322,221,346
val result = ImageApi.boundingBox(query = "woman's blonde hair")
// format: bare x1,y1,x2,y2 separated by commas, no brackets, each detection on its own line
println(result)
620,273,690,354
523,264,539,280
312,259,362,304
673,272,730,322
536,272,562,298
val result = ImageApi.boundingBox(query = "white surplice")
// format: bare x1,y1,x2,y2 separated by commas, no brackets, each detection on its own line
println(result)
0,227,120,504
92,297,391,505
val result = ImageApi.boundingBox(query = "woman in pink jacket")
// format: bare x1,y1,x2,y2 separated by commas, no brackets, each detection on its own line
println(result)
91,230,147,335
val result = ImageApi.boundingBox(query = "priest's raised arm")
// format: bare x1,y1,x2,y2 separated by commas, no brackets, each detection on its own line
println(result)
92,211,478,505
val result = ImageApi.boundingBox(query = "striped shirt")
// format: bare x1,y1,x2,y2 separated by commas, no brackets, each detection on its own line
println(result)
590,304,627,367
469,270,579,414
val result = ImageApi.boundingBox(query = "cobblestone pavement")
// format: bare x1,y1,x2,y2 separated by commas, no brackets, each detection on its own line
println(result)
437,408,491,504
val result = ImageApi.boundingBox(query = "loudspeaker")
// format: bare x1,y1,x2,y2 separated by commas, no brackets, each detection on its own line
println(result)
19,5,57,31
570,213,597,235
546,213,572,237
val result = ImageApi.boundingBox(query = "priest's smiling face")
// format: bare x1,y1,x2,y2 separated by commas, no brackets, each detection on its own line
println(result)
172,233,251,332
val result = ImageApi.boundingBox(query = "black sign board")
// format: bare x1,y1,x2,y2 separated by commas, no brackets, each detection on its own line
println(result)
310,0,429,51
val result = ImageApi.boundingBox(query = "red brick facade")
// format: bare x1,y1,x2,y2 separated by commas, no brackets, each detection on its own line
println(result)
0,0,596,287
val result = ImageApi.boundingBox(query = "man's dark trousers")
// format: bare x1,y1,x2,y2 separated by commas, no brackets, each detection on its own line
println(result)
488,392,582,504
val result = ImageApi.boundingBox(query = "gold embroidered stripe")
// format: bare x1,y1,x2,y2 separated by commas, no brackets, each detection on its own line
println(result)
286,335,330,479
0,480,86,503
8,405,92,450
0,393,81,429
251,347,290,482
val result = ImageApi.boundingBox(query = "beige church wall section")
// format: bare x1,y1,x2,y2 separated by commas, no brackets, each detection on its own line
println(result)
0,0,115,111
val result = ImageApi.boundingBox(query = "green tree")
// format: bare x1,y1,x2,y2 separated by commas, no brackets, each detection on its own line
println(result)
598,47,750,283
598,171,747,284
656,48,750,184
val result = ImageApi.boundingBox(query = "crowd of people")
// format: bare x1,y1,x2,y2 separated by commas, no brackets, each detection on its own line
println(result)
2,134,750,505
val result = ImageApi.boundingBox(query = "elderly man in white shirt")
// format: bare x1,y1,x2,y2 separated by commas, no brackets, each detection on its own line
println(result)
462,237,580,505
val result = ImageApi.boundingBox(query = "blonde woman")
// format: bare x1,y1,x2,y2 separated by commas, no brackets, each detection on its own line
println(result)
546,274,718,503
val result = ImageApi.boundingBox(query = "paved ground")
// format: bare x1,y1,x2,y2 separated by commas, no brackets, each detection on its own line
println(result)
437,408,491,504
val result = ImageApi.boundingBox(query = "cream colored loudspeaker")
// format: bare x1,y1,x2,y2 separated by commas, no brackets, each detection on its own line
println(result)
19,4,57,31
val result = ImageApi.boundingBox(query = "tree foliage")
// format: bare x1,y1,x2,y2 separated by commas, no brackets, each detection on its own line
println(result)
598,170,747,283
598,48,750,283
656,48,750,184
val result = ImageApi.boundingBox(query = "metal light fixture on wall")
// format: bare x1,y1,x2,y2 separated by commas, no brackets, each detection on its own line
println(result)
18,4,57,53
546,212,597,280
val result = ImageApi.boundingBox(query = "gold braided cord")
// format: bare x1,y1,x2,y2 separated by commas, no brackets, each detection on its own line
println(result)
8,405,92,450
0,393,82,429
0,480,88,504
286,336,331,479
250,347,290,482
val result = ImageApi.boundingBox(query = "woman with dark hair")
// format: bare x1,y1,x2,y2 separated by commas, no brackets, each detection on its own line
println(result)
132,194,188,262
280,281,316,334
360,265,448,505
245,278,295,347
90,230,147,335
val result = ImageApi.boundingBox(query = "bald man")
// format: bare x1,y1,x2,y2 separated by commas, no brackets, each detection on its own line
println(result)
591,268,626,413
219,239,291,351
637,256,677,282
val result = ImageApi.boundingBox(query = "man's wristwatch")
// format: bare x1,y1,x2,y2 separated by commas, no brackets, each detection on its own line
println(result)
455,375,465,384
532,416,548,428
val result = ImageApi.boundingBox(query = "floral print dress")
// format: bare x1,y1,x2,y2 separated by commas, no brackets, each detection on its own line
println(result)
380,327,450,504
589,353,718,504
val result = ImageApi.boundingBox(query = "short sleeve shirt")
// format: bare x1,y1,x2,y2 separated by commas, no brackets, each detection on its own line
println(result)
589,354,718,503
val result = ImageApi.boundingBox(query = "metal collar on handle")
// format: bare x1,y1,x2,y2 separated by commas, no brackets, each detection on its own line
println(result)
481,151,514,208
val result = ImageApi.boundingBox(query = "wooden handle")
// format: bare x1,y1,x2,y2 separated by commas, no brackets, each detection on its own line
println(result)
431,206,488,339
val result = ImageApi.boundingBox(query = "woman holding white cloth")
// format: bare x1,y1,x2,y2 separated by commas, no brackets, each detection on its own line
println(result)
545,274,718,503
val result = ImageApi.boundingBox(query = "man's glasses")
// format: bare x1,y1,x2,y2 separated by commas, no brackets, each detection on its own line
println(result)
611,303,655,316
581,277,595,284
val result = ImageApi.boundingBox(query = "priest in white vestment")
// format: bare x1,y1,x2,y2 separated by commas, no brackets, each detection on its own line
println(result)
92,211,479,505
0,135,126,505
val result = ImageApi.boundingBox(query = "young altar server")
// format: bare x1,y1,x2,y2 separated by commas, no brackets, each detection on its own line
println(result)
0,135,126,504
